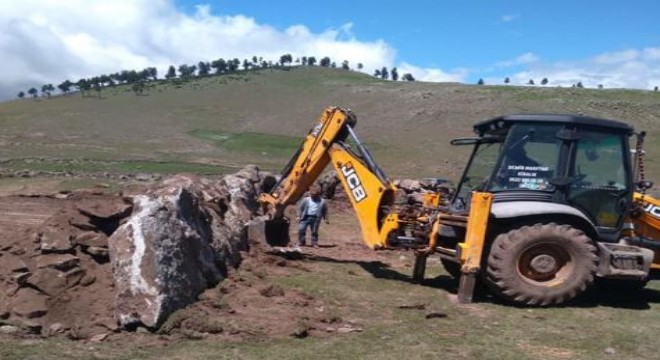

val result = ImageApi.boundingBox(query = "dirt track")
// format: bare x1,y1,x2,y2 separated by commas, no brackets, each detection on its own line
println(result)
0,196,62,233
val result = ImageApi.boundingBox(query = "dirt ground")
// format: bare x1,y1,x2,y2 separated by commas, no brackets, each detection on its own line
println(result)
0,186,398,344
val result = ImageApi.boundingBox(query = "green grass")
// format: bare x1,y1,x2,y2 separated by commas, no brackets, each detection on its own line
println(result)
2,66,659,179
1,158,232,175
189,129,303,158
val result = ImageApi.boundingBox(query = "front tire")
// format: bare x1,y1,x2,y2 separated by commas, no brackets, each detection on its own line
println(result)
484,223,598,306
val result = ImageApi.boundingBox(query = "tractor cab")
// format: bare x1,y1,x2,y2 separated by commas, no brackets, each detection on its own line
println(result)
451,114,635,239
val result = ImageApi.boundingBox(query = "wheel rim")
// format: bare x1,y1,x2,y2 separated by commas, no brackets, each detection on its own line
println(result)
517,242,573,286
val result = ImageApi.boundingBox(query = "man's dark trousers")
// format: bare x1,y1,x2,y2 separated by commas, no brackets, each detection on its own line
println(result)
298,215,321,246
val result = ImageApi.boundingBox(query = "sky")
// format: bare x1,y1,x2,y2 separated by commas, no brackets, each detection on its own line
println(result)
1,0,659,101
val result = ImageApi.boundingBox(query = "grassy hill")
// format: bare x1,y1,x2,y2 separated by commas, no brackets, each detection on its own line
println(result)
2,66,660,185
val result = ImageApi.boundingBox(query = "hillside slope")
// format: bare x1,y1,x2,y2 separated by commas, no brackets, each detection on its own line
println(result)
1,66,659,180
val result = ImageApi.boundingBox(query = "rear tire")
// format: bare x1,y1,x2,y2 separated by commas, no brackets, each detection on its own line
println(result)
484,223,597,306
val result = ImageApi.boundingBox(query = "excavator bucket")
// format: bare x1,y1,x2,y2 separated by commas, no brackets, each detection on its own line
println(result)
247,217,291,247
265,218,291,246
265,218,291,247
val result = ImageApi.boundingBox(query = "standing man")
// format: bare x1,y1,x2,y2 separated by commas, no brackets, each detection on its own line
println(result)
297,186,329,247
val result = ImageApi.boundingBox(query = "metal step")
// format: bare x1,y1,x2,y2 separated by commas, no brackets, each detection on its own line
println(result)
596,242,654,279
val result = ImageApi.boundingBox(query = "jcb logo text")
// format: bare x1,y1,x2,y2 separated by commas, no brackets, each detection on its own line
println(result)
644,204,660,219
341,163,367,203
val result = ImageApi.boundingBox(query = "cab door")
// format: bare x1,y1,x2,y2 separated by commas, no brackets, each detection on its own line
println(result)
567,129,631,229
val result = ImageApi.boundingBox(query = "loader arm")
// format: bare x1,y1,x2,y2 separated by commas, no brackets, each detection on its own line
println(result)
258,107,398,249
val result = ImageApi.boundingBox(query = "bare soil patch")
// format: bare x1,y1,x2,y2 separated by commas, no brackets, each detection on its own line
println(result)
0,187,372,344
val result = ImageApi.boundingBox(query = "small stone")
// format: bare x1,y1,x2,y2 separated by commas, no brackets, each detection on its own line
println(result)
12,289,48,318
1,254,28,272
135,173,151,182
86,246,109,259
136,327,151,334
36,254,80,271
40,227,73,252
9,245,27,255
12,272,31,285
425,312,448,319
16,319,43,334
80,274,96,287
0,325,21,334
28,268,67,296
89,333,108,342
74,232,108,248
65,267,86,287
70,219,96,231
78,201,132,219
259,284,285,297
604,347,616,355
337,326,363,334
49,322,66,334
94,318,119,332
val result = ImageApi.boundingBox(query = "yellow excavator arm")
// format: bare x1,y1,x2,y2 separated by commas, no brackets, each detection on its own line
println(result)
258,107,399,249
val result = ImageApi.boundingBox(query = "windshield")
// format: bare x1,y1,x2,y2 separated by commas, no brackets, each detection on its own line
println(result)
490,124,562,191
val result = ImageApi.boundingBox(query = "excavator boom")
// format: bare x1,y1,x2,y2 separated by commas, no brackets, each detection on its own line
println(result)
258,107,398,248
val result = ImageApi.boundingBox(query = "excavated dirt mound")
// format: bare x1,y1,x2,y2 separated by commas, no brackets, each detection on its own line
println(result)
0,186,352,341
0,192,130,337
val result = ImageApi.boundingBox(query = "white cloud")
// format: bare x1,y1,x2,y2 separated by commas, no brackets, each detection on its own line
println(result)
0,0,398,100
499,47,660,90
397,62,468,83
501,14,520,23
495,52,540,67
594,49,640,64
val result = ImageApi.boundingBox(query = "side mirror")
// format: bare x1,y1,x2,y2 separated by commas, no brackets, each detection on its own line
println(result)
636,181,654,191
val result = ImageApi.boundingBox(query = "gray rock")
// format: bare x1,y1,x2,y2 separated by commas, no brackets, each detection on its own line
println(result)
27,268,67,296
0,325,20,334
108,169,261,329
90,333,108,342
135,173,151,182
12,272,31,285
77,201,132,219
74,231,108,248
48,322,66,334
318,172,340,199
109,183,222,328
86,246,109,259
39,227,73,252
64,267,86,287
1,253,28,273
235,164,261,183
11,288,48,319
36,254,80,271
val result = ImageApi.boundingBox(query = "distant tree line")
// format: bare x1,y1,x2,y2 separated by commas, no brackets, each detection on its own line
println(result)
478,77,658,91
17,53,416,100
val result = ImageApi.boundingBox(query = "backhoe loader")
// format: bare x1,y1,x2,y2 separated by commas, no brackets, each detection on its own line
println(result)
256,107,660,306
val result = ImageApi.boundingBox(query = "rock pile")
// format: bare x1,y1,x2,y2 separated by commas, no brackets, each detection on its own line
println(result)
0,165,276,336
0,194,131,335
109,166,274,329
393,178,454,205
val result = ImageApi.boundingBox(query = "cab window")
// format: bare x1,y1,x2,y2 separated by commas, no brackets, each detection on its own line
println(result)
568,131,628,227
490,124,562,191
